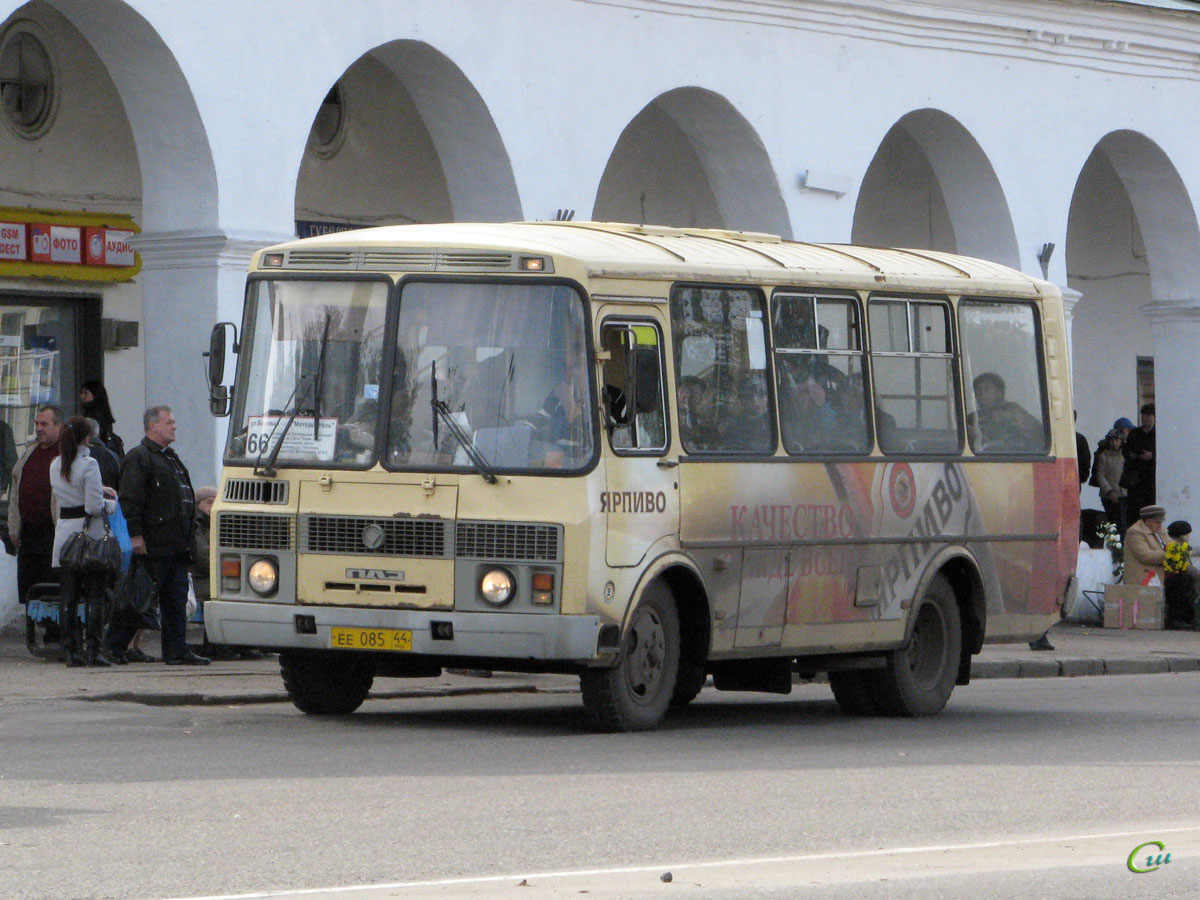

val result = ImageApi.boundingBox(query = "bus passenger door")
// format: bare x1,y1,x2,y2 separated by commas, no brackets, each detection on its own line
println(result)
599,316,677,567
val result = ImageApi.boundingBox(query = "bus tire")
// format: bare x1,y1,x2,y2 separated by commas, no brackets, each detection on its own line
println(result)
871,575,961,717
280,650,374,715
581,582,680,732
828,670,880,716
670,663,707,707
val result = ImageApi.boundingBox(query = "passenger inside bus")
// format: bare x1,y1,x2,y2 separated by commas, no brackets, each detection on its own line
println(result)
725,373,773,452
678,374,719,450
969,371,1043,453
535,352,588,467
779,377,833,451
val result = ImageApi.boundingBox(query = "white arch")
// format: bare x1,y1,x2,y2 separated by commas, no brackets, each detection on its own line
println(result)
368,40,521,222
854,108,1019,268
49,0,217,232
594,87,791,238
1088,130,1200,303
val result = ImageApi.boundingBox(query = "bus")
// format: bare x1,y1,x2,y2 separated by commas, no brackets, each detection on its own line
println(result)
203,221,1080,731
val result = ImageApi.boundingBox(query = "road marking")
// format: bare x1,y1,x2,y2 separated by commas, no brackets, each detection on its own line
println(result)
165,824,1200,900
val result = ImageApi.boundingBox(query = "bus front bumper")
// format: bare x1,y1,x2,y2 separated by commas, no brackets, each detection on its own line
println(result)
203,600,606,663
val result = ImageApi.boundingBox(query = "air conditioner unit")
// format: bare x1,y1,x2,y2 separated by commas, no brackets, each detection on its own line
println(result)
101,318,138,350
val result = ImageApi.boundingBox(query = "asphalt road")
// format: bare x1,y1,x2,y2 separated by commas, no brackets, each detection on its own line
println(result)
1,673,1197,900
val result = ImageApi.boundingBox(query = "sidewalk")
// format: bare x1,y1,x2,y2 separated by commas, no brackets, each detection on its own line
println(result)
1,623,1197,709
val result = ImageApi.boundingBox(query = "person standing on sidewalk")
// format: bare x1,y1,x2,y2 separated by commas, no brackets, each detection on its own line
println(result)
50,417,118,667
8,406,64,642
107,405,209,666
1122,405,1156,532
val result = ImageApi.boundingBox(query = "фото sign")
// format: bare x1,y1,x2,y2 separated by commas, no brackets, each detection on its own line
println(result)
30,224,82,264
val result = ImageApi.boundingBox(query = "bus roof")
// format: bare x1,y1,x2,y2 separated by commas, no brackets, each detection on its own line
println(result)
259,221,1053,298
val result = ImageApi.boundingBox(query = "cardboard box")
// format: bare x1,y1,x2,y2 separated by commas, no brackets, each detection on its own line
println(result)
1103,583,1165,630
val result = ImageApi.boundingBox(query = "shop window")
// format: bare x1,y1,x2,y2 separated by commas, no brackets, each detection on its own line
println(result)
0,294,96,498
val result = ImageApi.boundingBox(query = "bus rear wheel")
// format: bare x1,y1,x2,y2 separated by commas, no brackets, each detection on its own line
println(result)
581,582,680,732
280,650,374,715
871,575,961,717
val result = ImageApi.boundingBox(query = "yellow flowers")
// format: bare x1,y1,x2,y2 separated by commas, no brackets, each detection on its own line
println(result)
1164,540,1190,575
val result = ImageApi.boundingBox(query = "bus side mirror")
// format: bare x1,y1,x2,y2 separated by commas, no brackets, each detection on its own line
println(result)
205,323,239,418
630,348,661,414
210,384,231,417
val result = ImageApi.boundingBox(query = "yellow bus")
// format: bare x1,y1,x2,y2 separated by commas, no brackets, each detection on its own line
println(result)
203,221,1080,731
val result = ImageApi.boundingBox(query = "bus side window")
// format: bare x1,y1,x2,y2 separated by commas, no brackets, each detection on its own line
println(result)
959,300,1049,455
772,293,870,454
670,285,774,454
600,321,667,453
868,298,960,454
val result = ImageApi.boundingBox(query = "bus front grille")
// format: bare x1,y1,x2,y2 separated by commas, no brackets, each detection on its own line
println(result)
218,513,294,551
301,515,450,557
223,478,289,504
455,521,561,562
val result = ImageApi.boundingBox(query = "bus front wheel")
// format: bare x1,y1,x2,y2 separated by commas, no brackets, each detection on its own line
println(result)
280,650,374,715
581,582,680,732
871,575,961,717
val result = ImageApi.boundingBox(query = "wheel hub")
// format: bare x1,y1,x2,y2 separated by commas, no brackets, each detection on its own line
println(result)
625,607,666,700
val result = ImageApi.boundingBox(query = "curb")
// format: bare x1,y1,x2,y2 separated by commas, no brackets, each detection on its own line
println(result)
970,655,1200,679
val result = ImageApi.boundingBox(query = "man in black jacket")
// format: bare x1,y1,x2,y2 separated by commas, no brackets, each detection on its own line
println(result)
107,405,209,665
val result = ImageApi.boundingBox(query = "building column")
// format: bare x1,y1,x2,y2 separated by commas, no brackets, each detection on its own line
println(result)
1141,301,1200,525
1060,286,1081,381
131,230,286,487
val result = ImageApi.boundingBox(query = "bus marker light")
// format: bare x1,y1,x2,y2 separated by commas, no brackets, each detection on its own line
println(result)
520,256,545,271
221,555,241,591
262,252,284,267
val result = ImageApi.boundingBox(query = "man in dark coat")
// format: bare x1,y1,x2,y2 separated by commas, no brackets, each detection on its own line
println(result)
106,405,209,665
1123,403,1156,531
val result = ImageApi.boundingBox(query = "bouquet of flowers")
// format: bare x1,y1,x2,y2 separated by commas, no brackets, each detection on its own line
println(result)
1099,521,1124,581
1164,540,1191,576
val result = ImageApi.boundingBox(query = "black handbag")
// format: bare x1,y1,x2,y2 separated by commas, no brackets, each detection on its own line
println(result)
110,557,161,631
60,509,122,574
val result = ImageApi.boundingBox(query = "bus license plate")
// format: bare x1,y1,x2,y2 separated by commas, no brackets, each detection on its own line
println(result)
330,627,413,652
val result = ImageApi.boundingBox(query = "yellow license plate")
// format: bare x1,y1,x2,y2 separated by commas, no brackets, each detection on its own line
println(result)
330,627,413,652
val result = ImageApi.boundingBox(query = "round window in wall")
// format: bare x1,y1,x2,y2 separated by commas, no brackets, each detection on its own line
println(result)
0,25,56,138
307,83,347,159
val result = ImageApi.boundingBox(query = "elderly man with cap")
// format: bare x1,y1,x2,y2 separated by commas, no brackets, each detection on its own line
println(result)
1123,504,1168,587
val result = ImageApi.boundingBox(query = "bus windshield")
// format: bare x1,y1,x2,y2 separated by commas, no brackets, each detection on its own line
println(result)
226,277,595,473
386,280,594,473
228,278,389,467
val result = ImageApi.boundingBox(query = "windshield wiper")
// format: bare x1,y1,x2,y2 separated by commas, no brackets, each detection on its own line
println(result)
255,313,332,477
432,399,498,484
430,362,497,484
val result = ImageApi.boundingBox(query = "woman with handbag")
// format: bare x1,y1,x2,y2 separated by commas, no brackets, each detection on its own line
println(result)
50,416,118,667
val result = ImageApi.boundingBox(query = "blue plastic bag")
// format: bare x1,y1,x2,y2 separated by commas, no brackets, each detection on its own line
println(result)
109,502,133,573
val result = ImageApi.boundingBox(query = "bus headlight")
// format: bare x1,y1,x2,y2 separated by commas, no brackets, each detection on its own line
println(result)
247,558,279,596
479,568,515,606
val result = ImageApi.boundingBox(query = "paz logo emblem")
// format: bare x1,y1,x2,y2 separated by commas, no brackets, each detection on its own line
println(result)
361,523,385,550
